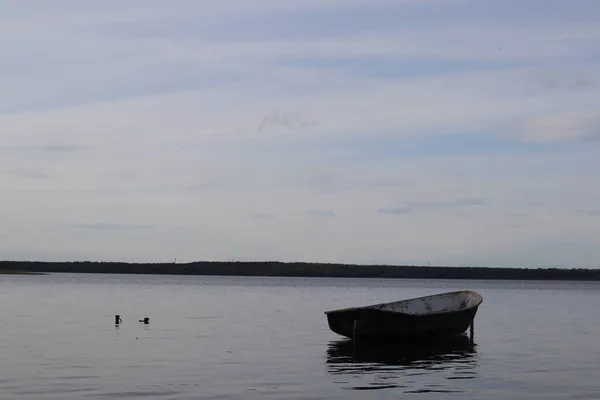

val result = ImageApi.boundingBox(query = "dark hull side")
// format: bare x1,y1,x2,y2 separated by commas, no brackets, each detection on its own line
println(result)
326,306,480,342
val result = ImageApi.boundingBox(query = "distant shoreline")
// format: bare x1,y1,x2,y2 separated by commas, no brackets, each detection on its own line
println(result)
1,261,599,281
0,269,46,275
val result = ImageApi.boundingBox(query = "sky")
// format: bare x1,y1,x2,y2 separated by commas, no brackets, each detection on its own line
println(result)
1,0,600,268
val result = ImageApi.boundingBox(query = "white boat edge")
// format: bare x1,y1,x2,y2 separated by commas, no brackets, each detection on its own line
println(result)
324,290,483,316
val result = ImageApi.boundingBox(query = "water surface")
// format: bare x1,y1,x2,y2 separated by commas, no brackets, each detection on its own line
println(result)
1,274,600,399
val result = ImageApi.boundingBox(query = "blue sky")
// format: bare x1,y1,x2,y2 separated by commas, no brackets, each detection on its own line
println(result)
1,0,600,268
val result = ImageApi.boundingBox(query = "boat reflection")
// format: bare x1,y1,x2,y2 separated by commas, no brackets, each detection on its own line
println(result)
326,335,478,392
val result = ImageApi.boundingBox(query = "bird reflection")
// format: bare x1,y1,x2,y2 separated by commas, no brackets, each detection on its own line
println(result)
326,335,478,391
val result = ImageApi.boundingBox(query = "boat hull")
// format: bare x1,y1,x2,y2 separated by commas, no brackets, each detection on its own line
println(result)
325,291,482,342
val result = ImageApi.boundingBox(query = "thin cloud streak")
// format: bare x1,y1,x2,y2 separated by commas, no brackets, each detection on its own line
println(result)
378,207,412,215
249,213,276,220
307,210,335,218
69,223,156,231
406,198,488,209
575,210,600,217
0,167,51,179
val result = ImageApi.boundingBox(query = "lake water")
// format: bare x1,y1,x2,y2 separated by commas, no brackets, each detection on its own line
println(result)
1,273,600,399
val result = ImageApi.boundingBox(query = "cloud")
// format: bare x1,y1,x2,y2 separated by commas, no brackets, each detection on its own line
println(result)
378,198,487,215
510,213,532,218
69,223,155,231
527,68,595,94
406,198,488,209
0,167,50,179
192,182,221,191
297,171,414,194
257,112,318,133
1,1,599,144
249,213,276,220
526,202,542,207
378,207,411,215
512,111,600,143
454,212,472,218
575,210,600,217
41,144,83,152
507,223,526,229
307,210,335,218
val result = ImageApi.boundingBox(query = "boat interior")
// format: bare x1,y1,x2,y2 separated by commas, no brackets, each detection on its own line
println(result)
374,291,482,315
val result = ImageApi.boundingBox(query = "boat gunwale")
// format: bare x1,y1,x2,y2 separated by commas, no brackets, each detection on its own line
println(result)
324,290,483,317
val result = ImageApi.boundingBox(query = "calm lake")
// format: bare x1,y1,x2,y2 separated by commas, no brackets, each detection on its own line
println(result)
1,273,600,399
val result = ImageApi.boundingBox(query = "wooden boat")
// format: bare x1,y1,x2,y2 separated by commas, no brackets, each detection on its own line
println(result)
324,290,483,342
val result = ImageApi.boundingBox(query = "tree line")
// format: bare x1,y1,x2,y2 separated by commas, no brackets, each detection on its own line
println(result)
2,261,600,281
